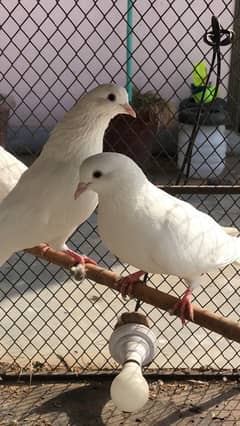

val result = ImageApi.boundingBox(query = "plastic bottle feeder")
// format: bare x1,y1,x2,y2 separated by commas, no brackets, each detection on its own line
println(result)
178,61,227,179
178,121,226,179
109,312,157,413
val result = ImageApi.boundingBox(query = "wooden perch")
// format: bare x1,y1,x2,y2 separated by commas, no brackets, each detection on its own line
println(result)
25,245,240,344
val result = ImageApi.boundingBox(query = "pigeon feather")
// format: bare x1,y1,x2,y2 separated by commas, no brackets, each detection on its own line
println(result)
0,85,135,266
76,152,240,322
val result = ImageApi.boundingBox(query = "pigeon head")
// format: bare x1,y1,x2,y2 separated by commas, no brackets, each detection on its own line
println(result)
81,84,136,120
74,152,145,199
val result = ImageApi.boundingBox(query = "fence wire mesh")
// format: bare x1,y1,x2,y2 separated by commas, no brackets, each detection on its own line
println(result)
0,0,239,376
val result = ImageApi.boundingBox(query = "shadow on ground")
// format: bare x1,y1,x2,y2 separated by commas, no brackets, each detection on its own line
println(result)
0,380,240,425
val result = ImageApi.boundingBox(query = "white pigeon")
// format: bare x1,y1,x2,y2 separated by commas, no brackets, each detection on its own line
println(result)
75,152,240,324
0,85,135,268
0,147,27,201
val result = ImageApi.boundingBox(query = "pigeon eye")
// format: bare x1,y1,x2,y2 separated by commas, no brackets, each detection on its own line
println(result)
107,93,116,102
93,170,102,178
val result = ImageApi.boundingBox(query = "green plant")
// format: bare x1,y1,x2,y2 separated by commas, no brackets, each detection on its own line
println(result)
132,87,176,132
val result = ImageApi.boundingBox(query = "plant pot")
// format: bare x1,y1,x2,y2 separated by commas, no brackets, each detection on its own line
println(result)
0,95,15,148
104,114,155,172
152,124,179,159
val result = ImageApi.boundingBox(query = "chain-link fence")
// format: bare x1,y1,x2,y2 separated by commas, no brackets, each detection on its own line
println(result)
0,0,240,376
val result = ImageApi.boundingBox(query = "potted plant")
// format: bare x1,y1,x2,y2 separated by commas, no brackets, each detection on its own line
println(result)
104,87,176,172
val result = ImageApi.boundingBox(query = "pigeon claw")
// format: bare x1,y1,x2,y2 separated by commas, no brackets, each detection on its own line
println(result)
170,288,193,326
80,255,97,266
64,249,97,266
116,270,146,299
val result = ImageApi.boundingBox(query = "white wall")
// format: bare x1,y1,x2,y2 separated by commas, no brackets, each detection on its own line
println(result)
0,0,235,128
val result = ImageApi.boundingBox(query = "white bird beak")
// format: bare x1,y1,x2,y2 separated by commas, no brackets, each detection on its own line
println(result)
74,182,90,200
121,103,136,118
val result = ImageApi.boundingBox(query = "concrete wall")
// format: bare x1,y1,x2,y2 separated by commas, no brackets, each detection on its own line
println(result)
0,0,235,129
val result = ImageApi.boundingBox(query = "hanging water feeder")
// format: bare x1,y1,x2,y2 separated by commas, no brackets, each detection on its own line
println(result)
109,312,157,413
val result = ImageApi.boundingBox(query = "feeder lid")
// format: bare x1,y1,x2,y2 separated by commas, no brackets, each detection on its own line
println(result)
109,323,157,366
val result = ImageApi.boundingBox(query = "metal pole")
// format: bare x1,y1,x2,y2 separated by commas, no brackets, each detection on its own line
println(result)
25,245,240,344
126,0,133,102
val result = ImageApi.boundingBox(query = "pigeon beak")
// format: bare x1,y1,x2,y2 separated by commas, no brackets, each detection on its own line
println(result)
74,182,90,200
121,103,136,118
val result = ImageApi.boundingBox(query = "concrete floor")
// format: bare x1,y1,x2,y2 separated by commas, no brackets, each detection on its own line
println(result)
1,379,240,425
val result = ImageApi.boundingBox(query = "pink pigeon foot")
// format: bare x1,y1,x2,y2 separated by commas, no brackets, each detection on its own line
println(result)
41,244,96,266
64,248,97,266
116,270,146,299
171,288,194,326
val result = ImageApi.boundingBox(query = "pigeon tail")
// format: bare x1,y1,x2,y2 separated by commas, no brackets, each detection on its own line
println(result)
222,226,239,237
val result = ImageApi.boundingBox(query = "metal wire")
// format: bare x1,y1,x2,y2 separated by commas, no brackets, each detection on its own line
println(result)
175,16,233,185
0,0,239,377
134,272,148,312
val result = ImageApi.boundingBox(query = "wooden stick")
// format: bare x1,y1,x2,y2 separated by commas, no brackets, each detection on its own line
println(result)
25,245,240,344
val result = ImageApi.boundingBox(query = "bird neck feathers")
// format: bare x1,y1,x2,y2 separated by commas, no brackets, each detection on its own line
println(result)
42,109,111,161
100,178,148,208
